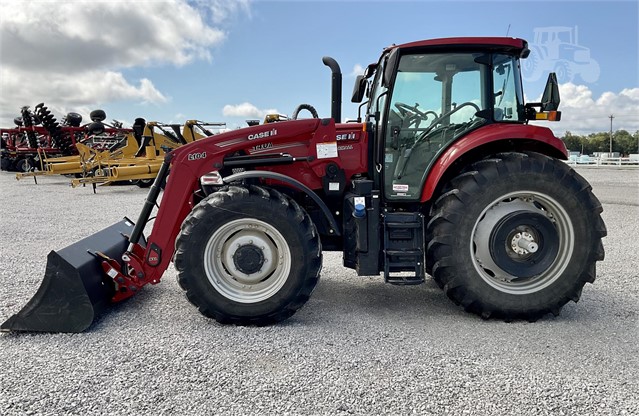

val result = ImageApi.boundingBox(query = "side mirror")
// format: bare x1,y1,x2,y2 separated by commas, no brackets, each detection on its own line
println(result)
351,75,367,103
541,72,560,111
525,72,562,121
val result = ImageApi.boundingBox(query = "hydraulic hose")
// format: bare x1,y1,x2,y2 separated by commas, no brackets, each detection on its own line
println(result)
128,154,172,246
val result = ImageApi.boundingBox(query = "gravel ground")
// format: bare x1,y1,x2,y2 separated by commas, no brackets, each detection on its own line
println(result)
0,167,637,416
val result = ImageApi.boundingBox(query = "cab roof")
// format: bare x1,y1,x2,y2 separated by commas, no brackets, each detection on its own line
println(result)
388,37,529,56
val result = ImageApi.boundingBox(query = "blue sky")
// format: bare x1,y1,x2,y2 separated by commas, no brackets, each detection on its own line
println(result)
1,0,638,135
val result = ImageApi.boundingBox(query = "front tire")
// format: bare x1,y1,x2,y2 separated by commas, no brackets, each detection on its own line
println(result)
426,152,606,320
174,185,322,325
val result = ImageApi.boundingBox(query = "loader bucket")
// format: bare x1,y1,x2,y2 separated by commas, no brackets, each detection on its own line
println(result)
1,219,138,333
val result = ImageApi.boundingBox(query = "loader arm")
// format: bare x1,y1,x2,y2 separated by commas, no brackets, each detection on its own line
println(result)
109,118,345,301
102,151,200,299
128,153,199,285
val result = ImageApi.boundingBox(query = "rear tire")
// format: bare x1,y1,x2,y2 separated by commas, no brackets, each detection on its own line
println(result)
174,185,322,325
426,152,606,321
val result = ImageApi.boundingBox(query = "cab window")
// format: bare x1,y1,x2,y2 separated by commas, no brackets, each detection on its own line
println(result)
383,52,488,200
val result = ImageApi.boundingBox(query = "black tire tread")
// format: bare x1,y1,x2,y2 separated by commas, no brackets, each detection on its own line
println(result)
174,185,321,326
426,151,606,321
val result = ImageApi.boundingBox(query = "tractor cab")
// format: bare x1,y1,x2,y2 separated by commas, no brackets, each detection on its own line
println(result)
353,38,555,201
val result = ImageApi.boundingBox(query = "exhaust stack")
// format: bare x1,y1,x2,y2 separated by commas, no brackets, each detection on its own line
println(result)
322,56,342,123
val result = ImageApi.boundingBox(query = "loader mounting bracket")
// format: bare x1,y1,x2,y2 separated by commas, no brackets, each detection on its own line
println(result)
100,241,153,303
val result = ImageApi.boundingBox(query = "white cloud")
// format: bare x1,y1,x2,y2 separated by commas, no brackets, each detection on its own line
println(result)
0,67,168,126
350,64,365,77
538,84,639,135
60,71,166,105
0,0,249,126
193,0,252,24
1,1,225,70
223,102,278,118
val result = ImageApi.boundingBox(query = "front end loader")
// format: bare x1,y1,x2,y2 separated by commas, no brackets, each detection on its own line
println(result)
2,37,606,333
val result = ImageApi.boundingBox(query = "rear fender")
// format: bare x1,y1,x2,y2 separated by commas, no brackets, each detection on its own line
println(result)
419,124,568,203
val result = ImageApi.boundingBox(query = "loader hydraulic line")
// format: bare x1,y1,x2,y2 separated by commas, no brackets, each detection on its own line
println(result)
128,153,173,247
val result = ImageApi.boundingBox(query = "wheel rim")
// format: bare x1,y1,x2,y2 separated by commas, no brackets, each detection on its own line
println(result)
471,191,574,295
93,167,108,177
18,159,31,172
204,218,291,303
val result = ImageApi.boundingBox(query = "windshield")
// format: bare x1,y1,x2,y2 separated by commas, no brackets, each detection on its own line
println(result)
381,51,524,201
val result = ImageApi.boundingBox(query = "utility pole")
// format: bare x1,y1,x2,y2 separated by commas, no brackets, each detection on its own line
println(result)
609,114,614,156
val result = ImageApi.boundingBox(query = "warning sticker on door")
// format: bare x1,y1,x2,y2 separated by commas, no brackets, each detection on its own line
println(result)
393,184,409,192
316,142,338,159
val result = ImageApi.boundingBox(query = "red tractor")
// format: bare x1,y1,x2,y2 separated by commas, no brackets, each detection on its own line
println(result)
2,37,606,332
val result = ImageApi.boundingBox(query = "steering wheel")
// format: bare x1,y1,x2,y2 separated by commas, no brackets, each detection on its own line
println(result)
393,102,437,128
393,101,482,180
416,102,481,143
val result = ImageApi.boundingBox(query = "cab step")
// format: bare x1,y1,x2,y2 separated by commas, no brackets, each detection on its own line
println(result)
383,212,425,285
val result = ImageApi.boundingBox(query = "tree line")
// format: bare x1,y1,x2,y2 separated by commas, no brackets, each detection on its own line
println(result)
561,130,639,156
